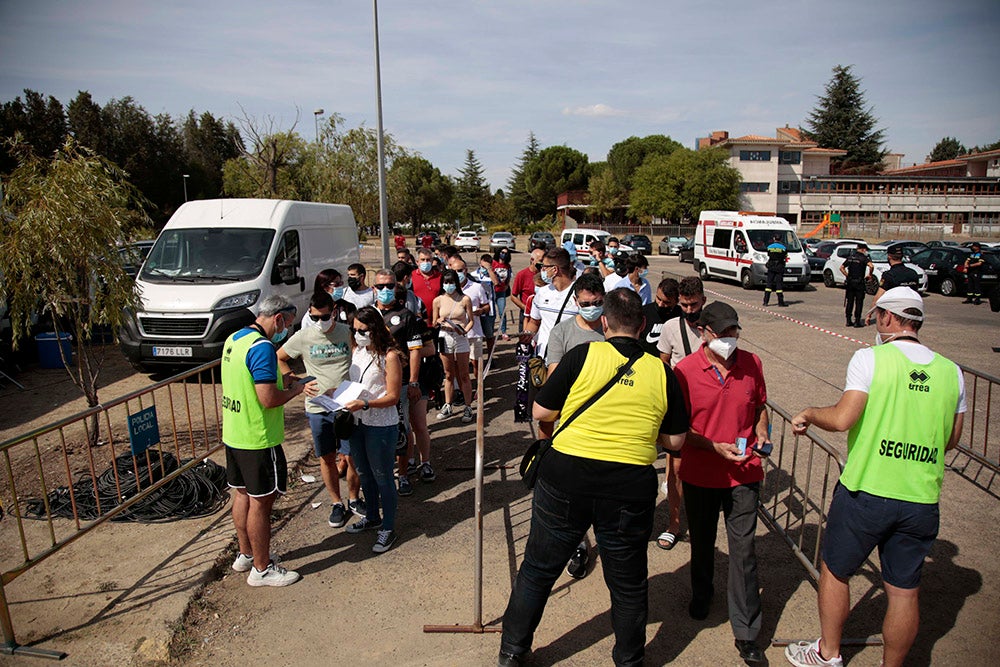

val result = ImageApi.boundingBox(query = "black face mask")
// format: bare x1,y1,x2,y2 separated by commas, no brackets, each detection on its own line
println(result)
347,277,361,290
657,305,673,320
684,310,701,324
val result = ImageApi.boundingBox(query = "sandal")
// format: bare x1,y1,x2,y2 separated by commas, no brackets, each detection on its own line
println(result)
656,531,680,550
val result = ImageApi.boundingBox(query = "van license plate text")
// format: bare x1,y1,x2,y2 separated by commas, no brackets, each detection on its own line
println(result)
153,346,193,357
982,274,997,280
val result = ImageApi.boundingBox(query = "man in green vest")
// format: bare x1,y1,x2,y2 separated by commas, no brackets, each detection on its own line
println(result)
222,294,306,587
786,287,966,667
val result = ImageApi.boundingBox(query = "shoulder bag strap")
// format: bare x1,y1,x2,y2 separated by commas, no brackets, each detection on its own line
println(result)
554,281,576,325
680,319,693,356
552,349,642,441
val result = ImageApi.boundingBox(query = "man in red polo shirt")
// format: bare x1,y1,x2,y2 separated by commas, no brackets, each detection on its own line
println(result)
509,247,544,334
410,247,442,326
674,301,773,665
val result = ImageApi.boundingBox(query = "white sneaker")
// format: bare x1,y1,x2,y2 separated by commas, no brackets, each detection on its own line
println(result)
784,638,843,667
436,403,453,420
461,406,474,423
246,561,300,587
231,551,278,573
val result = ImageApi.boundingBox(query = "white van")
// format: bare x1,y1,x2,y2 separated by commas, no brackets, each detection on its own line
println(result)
120,199,359,372
693,211,810,290
559,228,635,256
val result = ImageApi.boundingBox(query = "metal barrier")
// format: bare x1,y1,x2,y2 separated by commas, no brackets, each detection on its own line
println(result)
758,400,846,581
0,361,223,659
949,364,1000,495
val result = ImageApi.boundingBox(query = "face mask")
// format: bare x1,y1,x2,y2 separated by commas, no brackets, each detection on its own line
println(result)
316,317,334,333
347,277,361,290
376,287,395,305
330,286,345,301
684,309,701,324
657,305,673,320
271,317,289,344
639,269,649,279
608,247,619,255
419,261,432,273
541,269,553,284
354,332,371,347
579,305,604,322
443,283,457,294
603,257,616,269
456,271,466,283
708,336,738,359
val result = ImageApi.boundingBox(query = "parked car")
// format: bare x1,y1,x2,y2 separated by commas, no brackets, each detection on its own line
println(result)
677,238,695,263
416,231,440,248
907,246,1000,297
529,231,556,250
455,230,480,252
658,236,689,255
884,240,929,261
962,240,1000,250
822,243,928,292
803,246,826,281
801,237,824,250
813,239,867,260
927,240,962,248
621,234,652,255
489,231,516,252
119,240,156,278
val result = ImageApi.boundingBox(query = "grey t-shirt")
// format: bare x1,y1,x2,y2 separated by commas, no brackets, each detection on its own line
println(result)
656,316,700,368
281,322,352,413
545,317,604,367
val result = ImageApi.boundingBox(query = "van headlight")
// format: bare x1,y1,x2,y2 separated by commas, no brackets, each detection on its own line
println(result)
753,253,767,263
214,290,260,310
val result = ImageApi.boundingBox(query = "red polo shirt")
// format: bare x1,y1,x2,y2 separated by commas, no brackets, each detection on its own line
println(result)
410,268,441,324
511,266,536,306
674,344,767,488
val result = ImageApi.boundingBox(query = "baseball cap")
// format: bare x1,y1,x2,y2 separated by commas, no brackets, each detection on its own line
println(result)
865,286,924,321
887,245,904,257
562,240,577,257
856,242,869,250
698,301,741,332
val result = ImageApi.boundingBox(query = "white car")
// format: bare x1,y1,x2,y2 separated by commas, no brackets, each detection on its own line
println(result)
455,230,480,252
821,243,928,292
490,232,516,252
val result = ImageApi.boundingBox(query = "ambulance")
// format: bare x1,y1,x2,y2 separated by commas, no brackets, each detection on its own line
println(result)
693,210,810,290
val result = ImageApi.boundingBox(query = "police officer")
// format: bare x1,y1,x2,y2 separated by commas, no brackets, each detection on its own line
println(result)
867,246,920,324
763,233,788,307
840,243,873,328
963,242,985,305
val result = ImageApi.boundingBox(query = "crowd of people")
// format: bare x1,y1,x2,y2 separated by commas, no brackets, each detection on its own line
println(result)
217,235,965,667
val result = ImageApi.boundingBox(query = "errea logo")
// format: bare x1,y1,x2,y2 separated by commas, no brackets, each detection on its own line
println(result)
908,369,930,393
618,363,636,387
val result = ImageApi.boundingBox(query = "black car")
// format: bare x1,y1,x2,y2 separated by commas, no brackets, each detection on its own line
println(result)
678,238,695,263
621,234,652,255
529,231,556,250
803,246,826,281
907,247,1000,297
885,240,929,261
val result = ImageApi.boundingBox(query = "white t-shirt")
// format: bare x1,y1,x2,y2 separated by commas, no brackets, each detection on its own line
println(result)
529,281,578,357
461,279,488,339
603,273,630,294
343,286,375,310
844,341,966,413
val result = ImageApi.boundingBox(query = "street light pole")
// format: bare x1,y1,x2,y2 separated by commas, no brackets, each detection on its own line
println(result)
313,108,324,143
183,174,189,202
877,184,885,239
373,0,390,268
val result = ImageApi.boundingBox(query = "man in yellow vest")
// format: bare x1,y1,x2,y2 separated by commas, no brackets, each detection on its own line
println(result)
222,295,306,587
787,287,966,667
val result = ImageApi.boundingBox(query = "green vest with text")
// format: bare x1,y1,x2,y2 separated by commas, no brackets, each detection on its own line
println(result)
221,330,285,450
841,344,959,504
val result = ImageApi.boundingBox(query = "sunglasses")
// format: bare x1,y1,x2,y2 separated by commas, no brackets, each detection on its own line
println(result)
311,312,333,322
534,262,544,270
350,327,371,334
374,283,397,289
577,299,604,308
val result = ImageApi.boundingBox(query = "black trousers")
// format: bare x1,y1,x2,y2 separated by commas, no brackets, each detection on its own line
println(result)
967,271,983,298
765,268,784,293
844,283,866,322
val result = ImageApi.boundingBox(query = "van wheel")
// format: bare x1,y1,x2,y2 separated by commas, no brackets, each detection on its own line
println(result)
823,270,836,288
698,263,710,281
740,270,754,290
940,277,958,297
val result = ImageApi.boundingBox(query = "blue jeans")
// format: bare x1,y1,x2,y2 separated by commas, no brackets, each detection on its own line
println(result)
349,423,398,530
496,295,508,334
500,477,654,666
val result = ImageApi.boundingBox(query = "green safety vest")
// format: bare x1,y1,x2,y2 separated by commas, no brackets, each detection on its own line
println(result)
221,329,284,450
842,344,959,504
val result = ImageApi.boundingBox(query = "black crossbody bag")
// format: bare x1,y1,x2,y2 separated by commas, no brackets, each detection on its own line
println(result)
519,350,643,489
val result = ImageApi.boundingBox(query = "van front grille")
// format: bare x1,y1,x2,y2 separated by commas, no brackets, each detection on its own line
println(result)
139,317,209,337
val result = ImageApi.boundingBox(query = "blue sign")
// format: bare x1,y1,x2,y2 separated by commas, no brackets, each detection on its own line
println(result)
128,406,161,456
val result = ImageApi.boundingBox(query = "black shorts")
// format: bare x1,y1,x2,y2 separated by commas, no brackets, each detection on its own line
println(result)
225,444,288,497
822,482,939,589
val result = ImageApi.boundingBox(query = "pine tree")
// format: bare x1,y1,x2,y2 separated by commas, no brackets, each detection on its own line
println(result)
507,132,545,224
927,137,967,162
455,149,489,227
803,65,887,174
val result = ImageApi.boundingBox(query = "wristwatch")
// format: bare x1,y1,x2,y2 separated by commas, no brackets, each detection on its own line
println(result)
362,399,370,410
408,381,420,388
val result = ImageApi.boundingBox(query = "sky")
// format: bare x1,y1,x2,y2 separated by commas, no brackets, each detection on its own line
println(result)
2,0,999,191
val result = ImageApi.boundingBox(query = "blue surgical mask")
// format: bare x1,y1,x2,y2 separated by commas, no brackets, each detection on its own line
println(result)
330,286,345,301
272,318,289,344
603,257,615,269
579,305,604,322
456,271,466,283
444,283,457,294
419,261,432,273
639,269,649,279
541,269,553,284
376,287,395,305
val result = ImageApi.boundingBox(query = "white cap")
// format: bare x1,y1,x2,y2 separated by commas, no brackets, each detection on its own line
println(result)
866,286,924,321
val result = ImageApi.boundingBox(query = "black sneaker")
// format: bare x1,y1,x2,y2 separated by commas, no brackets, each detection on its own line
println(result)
398,475,413,496
453,389,465,406
735,639,763,664
420,462,436,483
566,545,589,579
327,502,351,528
406,458,419,475
349,497,366,518
346,516,382,533
497,650,528,666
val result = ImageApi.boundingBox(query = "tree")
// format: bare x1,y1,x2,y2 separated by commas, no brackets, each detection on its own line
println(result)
587,168,627,221
454,149,490,227
0,89,67,175
484,188,517,229
0,138,148,444
803,65,887,173
928,137,967,162
387,154,452,233
606,134,682,190
507,132,546,224
523,145,589,215
181,110,243,200
629,148,740,221
223,109,309,199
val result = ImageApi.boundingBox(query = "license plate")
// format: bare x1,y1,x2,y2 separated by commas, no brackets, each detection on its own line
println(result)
152,346,193,357
983,274,997,279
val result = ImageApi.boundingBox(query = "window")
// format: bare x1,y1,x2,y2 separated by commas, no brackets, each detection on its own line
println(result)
271,230,300,285
712,229,732,250
740,182,770,193
779,151,801,164
778,180,801,194
739,150,772,161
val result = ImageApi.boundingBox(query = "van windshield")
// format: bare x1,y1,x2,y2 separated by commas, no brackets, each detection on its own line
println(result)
747,230,802,252
140,228,276,283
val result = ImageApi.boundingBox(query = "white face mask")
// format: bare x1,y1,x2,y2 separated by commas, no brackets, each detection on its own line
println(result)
708,336,738,359
354,332,371,347
315,316,334,333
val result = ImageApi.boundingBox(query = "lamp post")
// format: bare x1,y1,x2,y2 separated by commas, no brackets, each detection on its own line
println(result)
183,174,189,202
373,0,390,267
313,108,324,143
877,184,885,239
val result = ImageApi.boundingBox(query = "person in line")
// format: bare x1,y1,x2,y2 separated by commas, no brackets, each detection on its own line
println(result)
474,253,501,360
840,243,874,328
786,287,965,667
521,248,578,359
396,247,415,269
392,261,426,320
339,306,403,554
344,262,376,310
963,242,985,305
278,291,354,527
654,277,707,550
674,301,773,664
639,277,681,356
432,269,475,424
451,255,490,400
410,247,442,326
763,233,788,307
606,236,622,255
222,295,304,586
510,247,545,334
868,246,920,318
393,227,407,252
498,288,689,667
625,254,652,305
587,240,617,278
492,248,513,340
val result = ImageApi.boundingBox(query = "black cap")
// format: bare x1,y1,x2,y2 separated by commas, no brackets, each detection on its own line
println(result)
887,246,904,257
698,301,741,332
856,242,868,250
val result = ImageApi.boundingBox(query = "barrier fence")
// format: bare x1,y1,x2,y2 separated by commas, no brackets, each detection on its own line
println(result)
948,364,1000,495
0,361,223,659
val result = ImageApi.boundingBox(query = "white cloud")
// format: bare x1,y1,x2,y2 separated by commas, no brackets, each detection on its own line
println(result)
561,104,626,118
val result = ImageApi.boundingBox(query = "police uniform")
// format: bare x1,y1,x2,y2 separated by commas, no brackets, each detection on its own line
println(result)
963,247,985,304
842,249,871,327
763,239,788,306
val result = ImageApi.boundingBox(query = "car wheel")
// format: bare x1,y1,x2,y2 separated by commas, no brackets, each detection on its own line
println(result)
740,270,754,290
698,262,710,281
940,277,958,297
823,269,836,288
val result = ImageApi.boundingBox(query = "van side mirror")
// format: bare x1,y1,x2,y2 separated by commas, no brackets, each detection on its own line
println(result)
277,258,299,285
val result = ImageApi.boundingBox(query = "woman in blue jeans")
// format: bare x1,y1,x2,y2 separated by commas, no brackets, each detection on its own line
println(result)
341,306,402,554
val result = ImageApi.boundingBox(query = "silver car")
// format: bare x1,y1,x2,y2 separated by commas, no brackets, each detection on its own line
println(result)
658,236,688,255
490,232,516,252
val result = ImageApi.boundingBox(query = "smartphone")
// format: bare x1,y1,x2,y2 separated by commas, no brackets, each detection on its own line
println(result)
296,375,317,385
753,441,773,457
735,437,747,456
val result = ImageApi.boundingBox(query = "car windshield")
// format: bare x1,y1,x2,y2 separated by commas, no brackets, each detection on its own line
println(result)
669,236,686,243
140,228,275,282
747,230,802,252
631,235,650,242
868,249,888,263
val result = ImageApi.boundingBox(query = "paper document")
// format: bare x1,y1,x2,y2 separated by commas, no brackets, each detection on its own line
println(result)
308,380,365,412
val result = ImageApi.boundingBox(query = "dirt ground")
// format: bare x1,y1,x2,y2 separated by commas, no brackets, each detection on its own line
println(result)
1,247,997,666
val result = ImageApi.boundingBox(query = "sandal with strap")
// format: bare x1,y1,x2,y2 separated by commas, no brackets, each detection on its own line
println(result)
656,531,680,550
